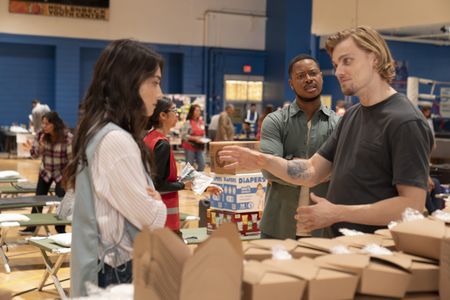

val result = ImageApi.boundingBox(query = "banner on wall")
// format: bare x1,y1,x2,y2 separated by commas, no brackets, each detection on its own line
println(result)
9,0,109,21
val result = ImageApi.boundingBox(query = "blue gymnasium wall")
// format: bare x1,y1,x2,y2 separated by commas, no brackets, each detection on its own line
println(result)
264,0,312,107
0,42,55,126
318,41,450,108
0,33,265,128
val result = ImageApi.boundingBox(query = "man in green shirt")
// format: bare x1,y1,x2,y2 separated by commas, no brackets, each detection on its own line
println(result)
260,54,340,239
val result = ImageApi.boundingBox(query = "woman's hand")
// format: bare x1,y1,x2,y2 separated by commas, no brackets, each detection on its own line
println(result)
183,180,193,191
146,187,162,201
206,184,223,196
38,133,45,153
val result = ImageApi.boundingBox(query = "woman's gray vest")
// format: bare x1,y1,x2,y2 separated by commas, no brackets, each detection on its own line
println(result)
70,123,144,297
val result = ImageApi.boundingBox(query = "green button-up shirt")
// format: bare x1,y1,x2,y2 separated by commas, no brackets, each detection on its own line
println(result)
259,100,340,239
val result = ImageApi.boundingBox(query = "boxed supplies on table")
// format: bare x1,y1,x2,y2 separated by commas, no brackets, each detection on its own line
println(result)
209,172,267,212
209,141,260,174
206,209,261,236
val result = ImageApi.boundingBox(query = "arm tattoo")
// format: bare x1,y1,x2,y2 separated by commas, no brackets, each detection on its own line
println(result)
287,160,311,180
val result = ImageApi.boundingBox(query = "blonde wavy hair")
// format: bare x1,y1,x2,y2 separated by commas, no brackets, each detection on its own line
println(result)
325,26,396,83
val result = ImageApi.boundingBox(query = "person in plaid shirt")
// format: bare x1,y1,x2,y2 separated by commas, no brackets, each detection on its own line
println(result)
21,111,72,234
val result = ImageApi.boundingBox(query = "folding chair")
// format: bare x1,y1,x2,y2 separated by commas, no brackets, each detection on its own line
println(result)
28,237,70,300
0,213,71,273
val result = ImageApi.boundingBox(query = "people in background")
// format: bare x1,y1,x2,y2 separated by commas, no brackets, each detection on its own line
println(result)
258,54,340,239
243,103,258,134
421,106,435,137
219,26,433,236
240,121,256,140
181,104,206,171
256,104,273,140
145,98,222,232
207,113,220,141
335,99,346,116
31,99,51,133
21,111,72,234
215,103,235,141
63,39,167,296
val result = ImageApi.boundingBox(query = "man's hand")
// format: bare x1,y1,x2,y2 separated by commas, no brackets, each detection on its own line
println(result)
205,184,223,196
427,176,435,193
219,146,265,170
146,187,162,201
295,193,339,232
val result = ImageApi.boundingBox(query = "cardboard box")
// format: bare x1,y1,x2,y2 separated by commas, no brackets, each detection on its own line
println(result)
354,292,439,299
315,254,412,298
0,290,11,300
390,218,448,260
440,230,450,300
334,233,396,250
207,209,262,235
242,260,307,300
263,257,359,300
133,223,243,300
242,239,327,261
209,141,260,174
209,173,267,212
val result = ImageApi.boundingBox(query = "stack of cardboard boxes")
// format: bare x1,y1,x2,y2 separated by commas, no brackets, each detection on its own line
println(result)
207,141,267,236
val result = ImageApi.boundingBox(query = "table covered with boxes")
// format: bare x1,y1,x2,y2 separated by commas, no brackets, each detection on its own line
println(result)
130,140,450,299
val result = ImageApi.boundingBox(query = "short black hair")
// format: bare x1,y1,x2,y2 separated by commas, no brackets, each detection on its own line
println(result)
288,54,319,77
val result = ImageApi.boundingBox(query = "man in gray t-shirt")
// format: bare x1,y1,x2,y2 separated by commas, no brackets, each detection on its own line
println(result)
31,99,51,132
219,26,433,236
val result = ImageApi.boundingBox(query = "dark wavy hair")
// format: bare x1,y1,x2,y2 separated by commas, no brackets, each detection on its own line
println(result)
41,111,67,144
148,97,174,129
186,104,201,121
64,39,164,189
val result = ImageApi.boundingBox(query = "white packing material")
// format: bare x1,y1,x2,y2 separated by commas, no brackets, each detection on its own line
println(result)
0,170,20,179
0,214,30,222
48,233,72,247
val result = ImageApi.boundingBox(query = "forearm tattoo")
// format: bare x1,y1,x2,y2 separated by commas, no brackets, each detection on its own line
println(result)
287,160,311,180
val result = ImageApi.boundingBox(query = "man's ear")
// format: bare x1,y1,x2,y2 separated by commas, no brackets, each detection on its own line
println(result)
288,79,294,90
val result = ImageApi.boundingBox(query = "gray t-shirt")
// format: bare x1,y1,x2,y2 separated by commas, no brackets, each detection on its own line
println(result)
318,93,433,235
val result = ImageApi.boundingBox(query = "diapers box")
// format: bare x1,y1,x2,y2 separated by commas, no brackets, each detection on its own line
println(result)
209,172,267,212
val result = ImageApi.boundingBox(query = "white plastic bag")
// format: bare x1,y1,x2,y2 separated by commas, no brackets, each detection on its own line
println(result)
56,189,75,221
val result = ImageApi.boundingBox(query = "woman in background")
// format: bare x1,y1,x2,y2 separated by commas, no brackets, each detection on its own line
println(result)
63,39,167,296
181,104,206,171
145,98,221,232
22,111,72,234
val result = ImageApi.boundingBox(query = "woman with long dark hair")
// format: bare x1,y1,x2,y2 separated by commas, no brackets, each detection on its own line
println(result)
63,39,167,296
21,111,72,234
181,104,206,171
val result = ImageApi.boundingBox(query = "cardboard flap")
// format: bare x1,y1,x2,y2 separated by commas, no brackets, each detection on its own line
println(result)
390,219,446,239
133,226,153,286
334,234,384,248
439,230,450,300
395,252,438,265
298,237,342,252
244,260,305,284
370,254,412,271
315,254,369,274
181,238,242,300
200,222,243,257
248,238,298,252
374,228,393,238
262,258,319,280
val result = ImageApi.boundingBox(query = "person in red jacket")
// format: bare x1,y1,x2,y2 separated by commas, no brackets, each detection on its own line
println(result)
144,98,221,232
